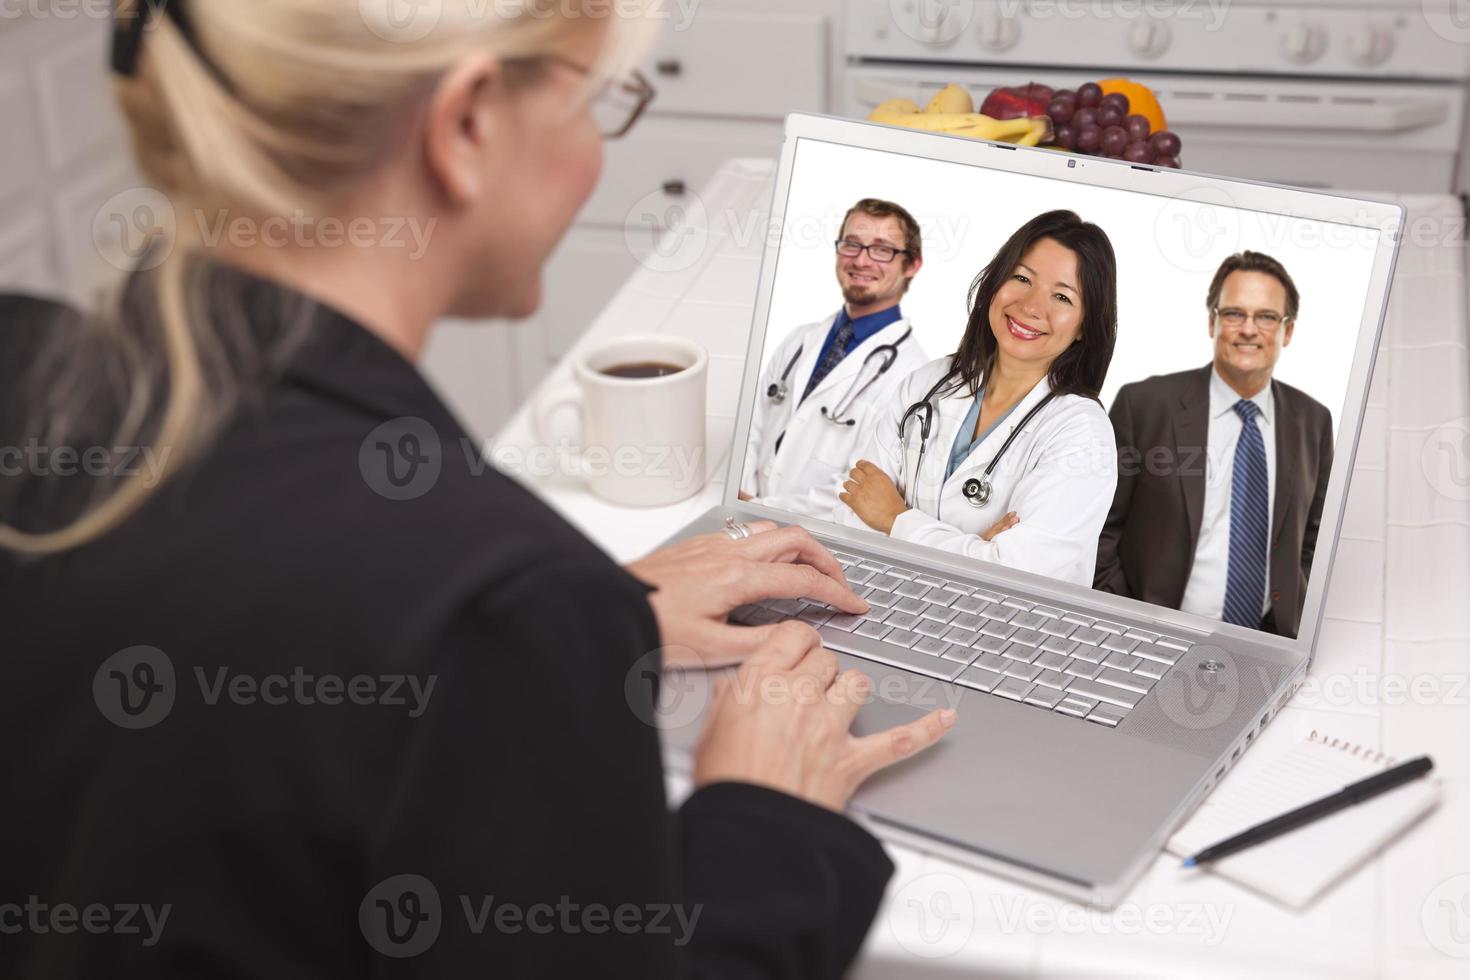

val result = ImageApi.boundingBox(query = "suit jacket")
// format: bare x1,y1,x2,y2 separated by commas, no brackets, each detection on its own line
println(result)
0,276,892,979
1094,365,1334,638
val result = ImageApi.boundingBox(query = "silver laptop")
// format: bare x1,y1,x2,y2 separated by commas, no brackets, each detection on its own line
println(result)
657,112,1403,908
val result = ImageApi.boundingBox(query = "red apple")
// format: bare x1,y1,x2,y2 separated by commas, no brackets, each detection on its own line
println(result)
981,81,1056,120
1017,81,1055,104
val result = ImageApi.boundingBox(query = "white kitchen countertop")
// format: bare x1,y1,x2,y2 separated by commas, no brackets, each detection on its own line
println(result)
493,159,1470,978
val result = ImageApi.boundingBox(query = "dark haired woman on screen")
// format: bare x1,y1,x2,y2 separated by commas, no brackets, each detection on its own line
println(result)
836,210,1120,586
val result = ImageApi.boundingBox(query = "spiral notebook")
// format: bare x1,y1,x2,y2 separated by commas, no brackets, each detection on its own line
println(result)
1166,727,1440,909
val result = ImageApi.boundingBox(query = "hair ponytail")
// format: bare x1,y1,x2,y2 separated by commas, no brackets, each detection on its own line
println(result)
1,0,658,556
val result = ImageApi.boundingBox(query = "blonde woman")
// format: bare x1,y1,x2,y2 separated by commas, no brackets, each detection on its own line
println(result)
0,2,952,975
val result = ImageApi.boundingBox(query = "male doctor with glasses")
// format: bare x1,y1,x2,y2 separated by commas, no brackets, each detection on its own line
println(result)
740,198,929,517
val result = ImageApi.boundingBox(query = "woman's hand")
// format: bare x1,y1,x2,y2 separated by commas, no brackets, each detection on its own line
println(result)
626,522,869,669
982,511,1019,541
838,460,908,534
694,621,956,812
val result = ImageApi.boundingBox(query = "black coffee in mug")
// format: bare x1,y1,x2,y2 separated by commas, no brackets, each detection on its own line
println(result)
600,361,686,379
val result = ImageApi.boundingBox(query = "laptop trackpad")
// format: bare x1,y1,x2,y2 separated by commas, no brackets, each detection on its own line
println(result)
851,692,932,737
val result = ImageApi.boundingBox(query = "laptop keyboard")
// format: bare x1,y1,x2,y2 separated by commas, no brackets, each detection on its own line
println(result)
729,550,1195,728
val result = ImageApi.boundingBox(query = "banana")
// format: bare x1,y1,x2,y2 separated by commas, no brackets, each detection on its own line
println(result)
867,95,1055,148
870,98,921,120
1007,116,1054,147
869,109,1037,140
924,83,973,115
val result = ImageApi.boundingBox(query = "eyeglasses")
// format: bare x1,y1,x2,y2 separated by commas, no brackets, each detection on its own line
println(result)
588,69,655,139
504,54,655,140
1213,307,1289,330
834,239,910,263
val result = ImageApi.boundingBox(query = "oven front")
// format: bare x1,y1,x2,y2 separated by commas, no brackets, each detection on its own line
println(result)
843,0,1470,193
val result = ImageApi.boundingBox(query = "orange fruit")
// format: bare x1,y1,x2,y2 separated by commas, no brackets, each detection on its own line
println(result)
1098,78,1168,133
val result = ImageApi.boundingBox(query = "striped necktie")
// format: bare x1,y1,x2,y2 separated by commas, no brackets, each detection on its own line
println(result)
801,315,855,403
1222,399,1270,627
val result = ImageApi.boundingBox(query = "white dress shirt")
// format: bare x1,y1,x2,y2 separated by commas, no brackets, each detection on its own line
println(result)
1179,367,1276,622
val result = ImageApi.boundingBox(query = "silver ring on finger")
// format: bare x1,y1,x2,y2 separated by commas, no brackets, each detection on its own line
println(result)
723,515,752,541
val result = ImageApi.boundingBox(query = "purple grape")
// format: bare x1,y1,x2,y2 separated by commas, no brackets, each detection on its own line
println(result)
1076,124,1103,154
1155,155,1181,168
1051,123,1077,150
1047,98,1075,125
1125,114,1151,141
1149,130,1182,158
1075,107,1099,129
1053,88,1075,102
1076,82,1103,108
1123,140,1154,164
1098,105,1125,128
1100,126,1129,157
1101,92,1131,115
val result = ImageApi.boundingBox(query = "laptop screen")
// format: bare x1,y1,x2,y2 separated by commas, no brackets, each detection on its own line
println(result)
739,136,1386,640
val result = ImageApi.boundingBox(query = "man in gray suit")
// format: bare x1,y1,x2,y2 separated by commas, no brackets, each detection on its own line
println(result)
1095,251,1333,639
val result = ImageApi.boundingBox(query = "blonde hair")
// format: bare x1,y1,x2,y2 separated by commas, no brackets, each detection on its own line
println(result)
1,0,657,555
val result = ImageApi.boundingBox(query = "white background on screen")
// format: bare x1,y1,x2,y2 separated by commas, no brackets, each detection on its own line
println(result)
756,138,1382,436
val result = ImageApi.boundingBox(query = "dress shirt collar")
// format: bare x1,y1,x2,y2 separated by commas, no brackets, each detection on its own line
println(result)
1208,365,1274,427
839,304,904,347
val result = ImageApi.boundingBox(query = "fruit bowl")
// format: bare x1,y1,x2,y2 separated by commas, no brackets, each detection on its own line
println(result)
865,78,1184,168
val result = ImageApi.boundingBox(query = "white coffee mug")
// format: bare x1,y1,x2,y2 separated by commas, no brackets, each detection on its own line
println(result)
533,334,708,506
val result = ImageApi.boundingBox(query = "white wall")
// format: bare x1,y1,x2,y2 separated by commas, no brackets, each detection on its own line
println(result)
0,11,140,309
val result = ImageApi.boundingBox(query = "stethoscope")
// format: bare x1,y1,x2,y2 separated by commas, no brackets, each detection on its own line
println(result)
898,370,1057,510
766,325,913,426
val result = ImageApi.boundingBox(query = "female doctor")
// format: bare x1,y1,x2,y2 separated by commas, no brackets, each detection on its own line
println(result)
836,210,1119,587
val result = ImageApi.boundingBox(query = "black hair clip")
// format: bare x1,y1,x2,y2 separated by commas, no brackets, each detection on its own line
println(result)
112,0,201,77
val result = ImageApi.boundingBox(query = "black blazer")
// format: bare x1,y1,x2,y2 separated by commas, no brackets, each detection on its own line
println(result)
1094,365,1334,638
0,275,891,978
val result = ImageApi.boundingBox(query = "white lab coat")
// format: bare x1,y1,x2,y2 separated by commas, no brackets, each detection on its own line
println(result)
833,357,1118,587
741,314,927,517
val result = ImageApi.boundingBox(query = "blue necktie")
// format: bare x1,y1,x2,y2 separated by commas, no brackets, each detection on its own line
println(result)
801,316,855,403
1222,399,1270,627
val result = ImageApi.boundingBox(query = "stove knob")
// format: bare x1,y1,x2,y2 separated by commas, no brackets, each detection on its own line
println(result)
1346,24,1395,68
1281,22,1327,64
976,9,1021,52
1127,19,1172,59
